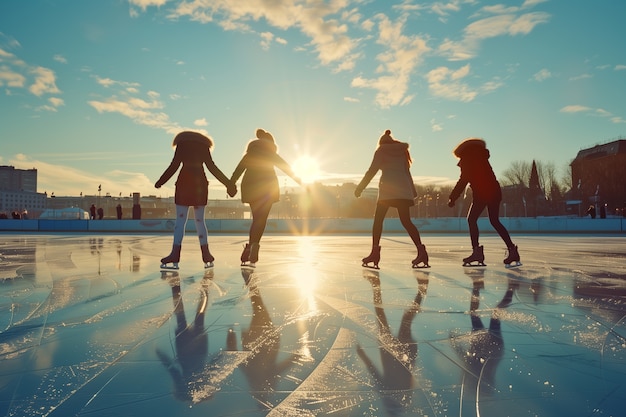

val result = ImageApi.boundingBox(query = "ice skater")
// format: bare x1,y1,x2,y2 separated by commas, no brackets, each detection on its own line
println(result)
447,138,521,267
354,129,429,269
155,131,237,269
230,128,301,266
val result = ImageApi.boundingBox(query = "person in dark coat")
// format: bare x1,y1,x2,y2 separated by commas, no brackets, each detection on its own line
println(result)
90,204,96,220
155,131,236,268
355,130,428,269
448,138,520,267
230,128,301,265
97,207,104,220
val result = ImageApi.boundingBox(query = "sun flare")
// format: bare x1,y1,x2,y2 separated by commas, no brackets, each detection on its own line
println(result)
292,155,321,184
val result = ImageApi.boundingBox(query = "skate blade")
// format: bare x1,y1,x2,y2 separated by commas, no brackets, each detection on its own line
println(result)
204,262,214,269
463,262,486,267
362,262,380,270
241,262,256,269
505,261,522,269
412,263,431,269
160,264,179,270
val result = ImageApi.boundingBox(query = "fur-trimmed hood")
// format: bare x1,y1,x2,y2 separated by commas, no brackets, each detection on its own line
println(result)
172,131,213,149
453,138,489,160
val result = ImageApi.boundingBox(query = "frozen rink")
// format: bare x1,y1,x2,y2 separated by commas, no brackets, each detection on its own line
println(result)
1,233,626,417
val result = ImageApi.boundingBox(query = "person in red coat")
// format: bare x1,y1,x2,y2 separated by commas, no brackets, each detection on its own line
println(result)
447,138,520,267
155,131,236,268
355,130,429,269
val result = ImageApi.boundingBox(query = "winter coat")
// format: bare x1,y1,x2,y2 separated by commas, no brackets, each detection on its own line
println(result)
356,141,417,203
448,141,501,204
231,139,297,205
155,131,231,206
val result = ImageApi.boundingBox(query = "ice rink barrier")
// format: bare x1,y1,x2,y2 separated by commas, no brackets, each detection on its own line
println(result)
0,217,625,233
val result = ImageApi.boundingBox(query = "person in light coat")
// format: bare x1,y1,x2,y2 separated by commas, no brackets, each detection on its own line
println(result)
355,130,429,269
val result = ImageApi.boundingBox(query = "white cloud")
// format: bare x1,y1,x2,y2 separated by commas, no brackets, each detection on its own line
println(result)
194,117,208,126
561,105,625,124
615,64,626,71
53,54,67,64
350,13,429,107
560,105,592,113
533,68,551,82
10,153,159,197
439,12,549,61
89,76,184,134
426,64,477,102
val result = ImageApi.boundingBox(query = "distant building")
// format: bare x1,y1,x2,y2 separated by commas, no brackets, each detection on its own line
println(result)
0,166,46,217
570,139,626,216
0,165,37,192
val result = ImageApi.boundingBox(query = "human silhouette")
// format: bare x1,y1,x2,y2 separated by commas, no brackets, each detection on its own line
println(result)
156,270,231,403
226,268,299,409
116,203,122,220
90,204,96,220
230,128,301,266
97,207,103,220
155,131,237,269
355,129,429,269
356,269,429,414
447,138,520,267
450,271,516,411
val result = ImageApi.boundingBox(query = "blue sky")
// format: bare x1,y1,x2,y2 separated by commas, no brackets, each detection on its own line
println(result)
1,0,625,199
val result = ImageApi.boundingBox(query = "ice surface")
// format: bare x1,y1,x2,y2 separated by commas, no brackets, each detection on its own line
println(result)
1,233,625,416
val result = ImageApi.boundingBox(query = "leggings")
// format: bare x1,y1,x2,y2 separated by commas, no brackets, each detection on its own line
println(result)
248,199,273,245
467,198,513,248
172,205,208,246
371,203,422,247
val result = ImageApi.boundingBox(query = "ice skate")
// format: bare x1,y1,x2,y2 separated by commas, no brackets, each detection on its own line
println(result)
160,244,181,270
412,244,430,269
201,244,214,268
243,243,260,268
503,245,522,268
463,245,486,267
362,245,381,269
240,243,250,266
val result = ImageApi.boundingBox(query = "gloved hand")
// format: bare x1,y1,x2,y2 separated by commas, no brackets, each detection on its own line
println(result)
227,183,237,198
447,198,455,208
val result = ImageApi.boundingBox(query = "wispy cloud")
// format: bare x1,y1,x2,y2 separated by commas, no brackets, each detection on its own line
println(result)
439,10,549,61
351,12,428,107
88,75,186,135
533,68,551,82
0,35,63,111
560,105,626,124
10,153,159,197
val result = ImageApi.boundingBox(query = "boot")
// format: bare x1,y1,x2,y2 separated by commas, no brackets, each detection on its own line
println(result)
248,243,260,265
412,244,430,268
161,244,181,269
463,245,485,267
240,243,250,265
362,245,381,269
201,244,214,268
503,245,521,268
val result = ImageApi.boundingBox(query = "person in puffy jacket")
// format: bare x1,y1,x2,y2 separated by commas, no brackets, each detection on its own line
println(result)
355,129,429,269
230,128,301,266
155,131,236,269
448,138,520,267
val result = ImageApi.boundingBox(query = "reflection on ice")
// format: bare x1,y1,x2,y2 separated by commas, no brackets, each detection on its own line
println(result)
0,234,625,416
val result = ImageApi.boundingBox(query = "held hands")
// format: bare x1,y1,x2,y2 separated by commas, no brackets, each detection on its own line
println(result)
447,198,455,208
227,182,238,198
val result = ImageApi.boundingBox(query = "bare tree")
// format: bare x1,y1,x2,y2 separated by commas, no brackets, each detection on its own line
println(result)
501,160,531,187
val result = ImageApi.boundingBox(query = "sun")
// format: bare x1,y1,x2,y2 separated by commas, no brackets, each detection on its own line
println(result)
292,155,321,184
